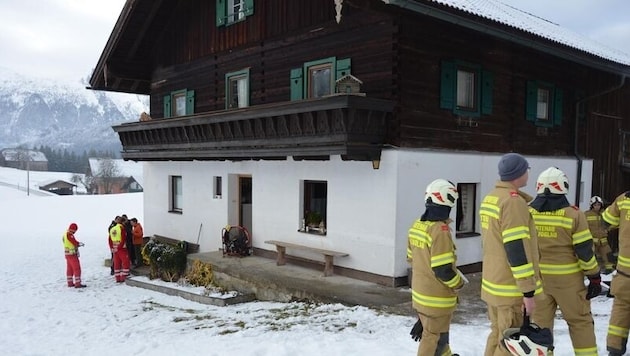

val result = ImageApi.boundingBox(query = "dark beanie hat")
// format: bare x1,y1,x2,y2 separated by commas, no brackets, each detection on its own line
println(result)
498,153,529,181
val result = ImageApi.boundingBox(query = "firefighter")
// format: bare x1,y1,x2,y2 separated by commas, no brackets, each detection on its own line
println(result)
108,216,130,282
529,167,600,356
585,195,615,273
63,223,86,288
479,153,543,356
602,191,630,356
407,178,464,356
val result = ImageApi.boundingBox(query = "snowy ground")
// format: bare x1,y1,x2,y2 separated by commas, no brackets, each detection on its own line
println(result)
0,166,618,355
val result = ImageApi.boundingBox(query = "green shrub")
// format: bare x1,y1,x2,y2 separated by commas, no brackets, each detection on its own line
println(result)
142,239,187,282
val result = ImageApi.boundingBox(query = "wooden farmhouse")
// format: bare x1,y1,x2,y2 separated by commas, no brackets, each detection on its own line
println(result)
89,0,630,286
87,158,144,195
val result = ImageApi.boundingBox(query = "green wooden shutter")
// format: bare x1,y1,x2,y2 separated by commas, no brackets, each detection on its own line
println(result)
481,70,493,115
186,90,195,115
335,58,351,80
163,95,172,118
440,61,455,109
244,0,254,16
290,68,303,101
216,0,226,26
525,81,537,122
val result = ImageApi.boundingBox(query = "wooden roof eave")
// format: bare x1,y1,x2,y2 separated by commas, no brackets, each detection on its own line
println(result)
384,0,630,77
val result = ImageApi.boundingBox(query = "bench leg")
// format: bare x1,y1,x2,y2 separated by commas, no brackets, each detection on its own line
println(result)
276,246,286,266
323,255,334,277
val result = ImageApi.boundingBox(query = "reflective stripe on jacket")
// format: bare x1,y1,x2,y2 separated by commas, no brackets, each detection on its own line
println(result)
584,210,608,239
62,231,77,255
408,218,460,309
479,181,542,305
603,193,630,275
530,206,599,277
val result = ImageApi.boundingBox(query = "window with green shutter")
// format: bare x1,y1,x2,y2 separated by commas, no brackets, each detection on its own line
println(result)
290,57,352,101
164,89,195,118
525,80,562,127
216,0,254,27
440,60,493,117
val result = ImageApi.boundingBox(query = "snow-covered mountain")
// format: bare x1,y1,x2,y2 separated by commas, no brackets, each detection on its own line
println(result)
0,67,149,154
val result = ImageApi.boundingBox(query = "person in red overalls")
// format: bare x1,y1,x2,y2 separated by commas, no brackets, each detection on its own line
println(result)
63,223,86,288
108,216,130,283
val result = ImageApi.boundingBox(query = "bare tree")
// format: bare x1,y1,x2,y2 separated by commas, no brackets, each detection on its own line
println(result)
71,174,92,194
96,159,122,194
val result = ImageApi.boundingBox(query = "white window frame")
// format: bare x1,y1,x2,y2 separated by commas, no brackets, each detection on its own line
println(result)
300,180,328,235
536,87,551,120
456,68,477,111
225,69,250,109
456,182,477,236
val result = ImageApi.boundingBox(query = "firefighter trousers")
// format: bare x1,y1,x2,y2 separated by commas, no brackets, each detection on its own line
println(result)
533,273,597,355
607,273,630,355
484,303,524,356
416,306,456,356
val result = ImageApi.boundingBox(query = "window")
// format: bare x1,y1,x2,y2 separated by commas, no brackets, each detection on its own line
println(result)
456,183,477,236
170,176,183,213
216,0,254,27
456,69,476,110
301,180,327,234
163,89,195,118
213,176,222,199
225,69,250,109
440,60,493,117
290,57,352,101
526,80,563,127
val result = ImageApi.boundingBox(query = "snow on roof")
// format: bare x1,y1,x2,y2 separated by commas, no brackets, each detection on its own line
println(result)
88,158,143,184
1,148,48,162
388,0,630,66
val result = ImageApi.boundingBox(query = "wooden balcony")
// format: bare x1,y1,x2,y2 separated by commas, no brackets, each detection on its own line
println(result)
113,95,394,162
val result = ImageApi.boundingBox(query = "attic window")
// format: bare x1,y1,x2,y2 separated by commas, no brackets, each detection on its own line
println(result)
216,0,254,27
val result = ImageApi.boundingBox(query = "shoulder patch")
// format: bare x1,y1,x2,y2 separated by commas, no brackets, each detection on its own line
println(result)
510,191,519,197
441,225,449,231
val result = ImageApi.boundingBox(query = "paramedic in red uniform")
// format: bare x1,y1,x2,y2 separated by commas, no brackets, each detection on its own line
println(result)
63,223,86,288
108,216,130,282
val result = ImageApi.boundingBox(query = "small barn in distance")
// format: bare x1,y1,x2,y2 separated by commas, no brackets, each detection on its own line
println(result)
87,158,143,194
0,148,48,171
39,180,77,195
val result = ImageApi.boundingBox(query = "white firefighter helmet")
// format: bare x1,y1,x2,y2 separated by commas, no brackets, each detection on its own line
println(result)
502,323,553,356
590,196,603,206
425,179,458,208
536,167,569,195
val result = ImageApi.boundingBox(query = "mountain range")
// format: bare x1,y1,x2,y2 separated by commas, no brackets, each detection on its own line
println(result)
0,67,149,154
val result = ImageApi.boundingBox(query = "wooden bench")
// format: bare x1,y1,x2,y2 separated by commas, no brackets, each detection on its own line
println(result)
152,234,200,254
264,240,349,277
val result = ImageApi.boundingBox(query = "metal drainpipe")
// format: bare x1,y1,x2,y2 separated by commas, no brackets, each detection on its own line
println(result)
574,75,627,205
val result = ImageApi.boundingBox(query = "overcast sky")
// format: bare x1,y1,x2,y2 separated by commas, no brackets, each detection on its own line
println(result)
0,0,629,82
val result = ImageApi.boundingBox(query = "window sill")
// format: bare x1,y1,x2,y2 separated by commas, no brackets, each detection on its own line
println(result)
456,232,479,239
298,227,327,236
168,210,183,215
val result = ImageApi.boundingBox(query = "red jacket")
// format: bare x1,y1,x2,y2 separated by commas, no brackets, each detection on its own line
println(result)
132,223,144,245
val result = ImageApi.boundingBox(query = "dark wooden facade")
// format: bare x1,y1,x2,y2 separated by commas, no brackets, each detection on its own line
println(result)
90,0,630,200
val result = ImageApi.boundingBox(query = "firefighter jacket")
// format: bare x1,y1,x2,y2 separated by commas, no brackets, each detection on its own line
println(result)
530,206,599,277
603,192,630,276
108,223,126,250
479,181,543,306
584,209,608,239
62,230,80,255
407,218,462,310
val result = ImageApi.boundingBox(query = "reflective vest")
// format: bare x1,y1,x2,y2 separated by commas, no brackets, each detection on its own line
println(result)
62,232,77,255
109,224,123,246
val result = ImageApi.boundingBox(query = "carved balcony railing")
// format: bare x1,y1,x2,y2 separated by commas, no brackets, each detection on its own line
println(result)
113,94,394,162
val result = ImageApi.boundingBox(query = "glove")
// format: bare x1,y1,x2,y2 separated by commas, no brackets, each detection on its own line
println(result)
586,274,602,300
409,318,423,342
